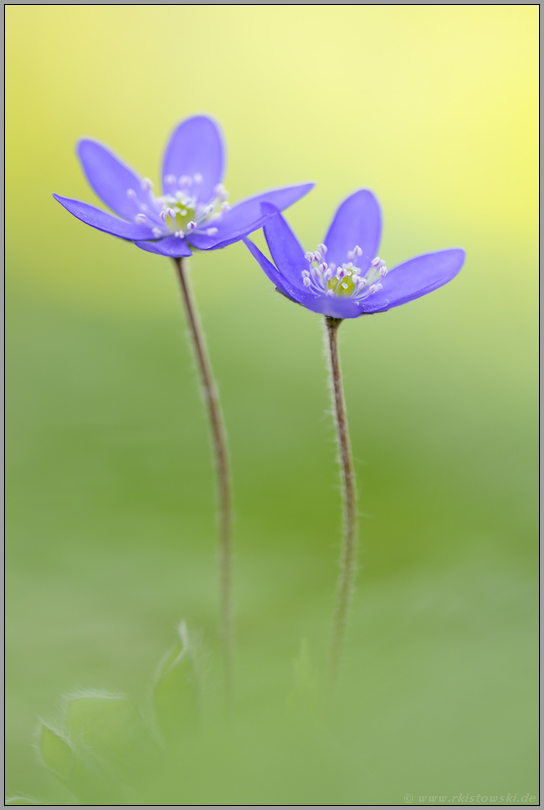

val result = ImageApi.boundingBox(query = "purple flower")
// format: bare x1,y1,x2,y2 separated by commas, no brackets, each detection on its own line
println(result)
244,190,465,319
53,115,314,258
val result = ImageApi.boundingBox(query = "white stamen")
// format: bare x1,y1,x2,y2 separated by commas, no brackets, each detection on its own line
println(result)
301,270,310,279
221,202,231,213
180,175,192,187
167,208,177,220
134,214,147,224
341,282,349,289
318,243,327,255
186,221,197,231
174,231,185,238
371,256,382,267
152,228,163,238
165,174,176,186
141,178,153,192
369,283,383,294
159,210,167,222
304,252,314,262
380,266,388,277
303,277,312,288
206,227,218,236
353,245,362,257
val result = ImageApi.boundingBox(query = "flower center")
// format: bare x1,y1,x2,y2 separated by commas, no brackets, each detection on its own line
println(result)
301,243,388,302
128,174,230,240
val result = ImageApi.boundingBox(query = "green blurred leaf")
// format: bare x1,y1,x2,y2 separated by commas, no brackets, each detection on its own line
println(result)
286,639,321,725
38,723,74,779
67,691,142,756
153,622,199,744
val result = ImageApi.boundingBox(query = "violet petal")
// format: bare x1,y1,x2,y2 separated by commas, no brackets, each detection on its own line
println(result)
53,194,155,240
323,190,382,273
77,139,152,222
262,208,309,291
243,237,308,303
134,235,193,257
363,249,466,311
162,115,225,203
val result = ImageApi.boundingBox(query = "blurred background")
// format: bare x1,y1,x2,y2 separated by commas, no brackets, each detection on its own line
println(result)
6,6,538,804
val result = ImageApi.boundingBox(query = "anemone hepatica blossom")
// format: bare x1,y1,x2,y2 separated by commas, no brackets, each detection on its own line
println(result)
245,189,465,683
53,115,314,258
244,190,465,319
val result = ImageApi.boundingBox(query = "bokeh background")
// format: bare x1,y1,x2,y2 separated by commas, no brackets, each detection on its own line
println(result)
6,6,538,805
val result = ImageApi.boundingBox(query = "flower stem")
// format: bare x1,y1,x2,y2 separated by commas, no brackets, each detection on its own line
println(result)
173,257,233,701
325,316,358,686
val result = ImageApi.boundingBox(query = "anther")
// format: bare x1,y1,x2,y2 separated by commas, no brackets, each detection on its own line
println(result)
134,214,148,224
167,208,177,220
369,283,383,294
353,245,362,257
318,243,327,255
303,277,312,288
221,202,231,213
206,227,218,236
152,228,163,238
301,270,310,279
187,221,197,231
141,178,153,192
380,266,388,277
371,256,382,267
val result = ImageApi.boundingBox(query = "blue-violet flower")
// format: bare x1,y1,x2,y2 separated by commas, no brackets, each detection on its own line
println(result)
244,190,465,318
53,115,314,258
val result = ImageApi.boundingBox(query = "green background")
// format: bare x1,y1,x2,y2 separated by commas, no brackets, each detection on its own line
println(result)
6,6,538,804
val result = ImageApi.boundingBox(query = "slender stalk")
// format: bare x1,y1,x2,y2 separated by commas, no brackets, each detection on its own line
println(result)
173,257,233,699
325,316,358,686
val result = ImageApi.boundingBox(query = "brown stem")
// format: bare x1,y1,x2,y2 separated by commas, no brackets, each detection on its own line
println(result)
173,257,233,700
325,316,358,686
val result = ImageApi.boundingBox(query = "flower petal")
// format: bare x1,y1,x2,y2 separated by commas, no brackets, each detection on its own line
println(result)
162,115,225,203
134,235,193,258
53,194,155,240
218,183,314,242
309,298,368,319
187,183,313,251
262,207,309,291
77,139,152,221
323,190,382,273
243,237,309,304
362,248,465,311
187,205,276,251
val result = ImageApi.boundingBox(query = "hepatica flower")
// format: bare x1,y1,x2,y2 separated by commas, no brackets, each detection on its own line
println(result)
53,115,314,258
246,189,465,683
244,189,465,318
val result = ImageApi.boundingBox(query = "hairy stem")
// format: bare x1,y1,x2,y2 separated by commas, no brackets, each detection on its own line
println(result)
325,316,358,686
173,257,233,699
